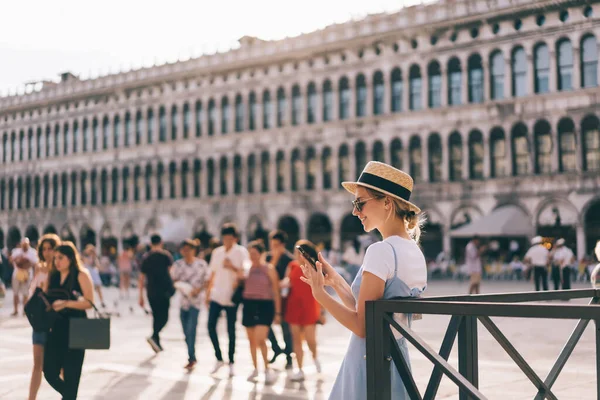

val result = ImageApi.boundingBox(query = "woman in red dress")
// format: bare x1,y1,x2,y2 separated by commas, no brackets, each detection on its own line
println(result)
284,240,324,381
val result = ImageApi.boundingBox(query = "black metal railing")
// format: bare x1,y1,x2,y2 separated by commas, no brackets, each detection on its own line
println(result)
365,289,600,400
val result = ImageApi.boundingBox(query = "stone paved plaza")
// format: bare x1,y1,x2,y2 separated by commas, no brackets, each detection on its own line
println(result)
0,280,597,399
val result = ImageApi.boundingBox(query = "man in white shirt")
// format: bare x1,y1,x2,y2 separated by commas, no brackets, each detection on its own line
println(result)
524,236,550,291
465,236,485,294
551,238,575,290
10,238,39,316
205,223,249,377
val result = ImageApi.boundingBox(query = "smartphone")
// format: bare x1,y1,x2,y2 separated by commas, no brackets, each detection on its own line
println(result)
296,246,325,276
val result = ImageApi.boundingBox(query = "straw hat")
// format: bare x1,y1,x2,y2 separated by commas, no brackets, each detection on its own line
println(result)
342,161,421,214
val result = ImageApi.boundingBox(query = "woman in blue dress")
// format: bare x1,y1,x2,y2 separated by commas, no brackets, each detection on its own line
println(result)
300,161,428,400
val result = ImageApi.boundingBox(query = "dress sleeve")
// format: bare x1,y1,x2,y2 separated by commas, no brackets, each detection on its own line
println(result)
361,242,394,282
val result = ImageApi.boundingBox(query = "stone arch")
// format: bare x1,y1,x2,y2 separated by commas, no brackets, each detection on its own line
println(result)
121,221,139,249
247,215,269,245
43,225,58,235
193,218,213,250
7,226,21,250
60,224,76,246
450,204,484,230
307,213,333,249
24,225,40,248
79,224,97,250
277,215,301,252
582,197,600,256
340,213,364,251
100,223,118,258
420,208,445,261
534,197,578,248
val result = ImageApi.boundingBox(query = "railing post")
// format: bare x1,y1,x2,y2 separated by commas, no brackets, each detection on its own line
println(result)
366,300,391,400
458,316,479,400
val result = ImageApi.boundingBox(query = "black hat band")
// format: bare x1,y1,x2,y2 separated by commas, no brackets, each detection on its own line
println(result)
357,172,412,201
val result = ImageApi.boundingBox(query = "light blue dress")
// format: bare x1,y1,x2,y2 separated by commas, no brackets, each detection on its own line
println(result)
329,241,426,400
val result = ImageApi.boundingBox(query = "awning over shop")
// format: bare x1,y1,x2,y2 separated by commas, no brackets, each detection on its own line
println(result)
450,205,534,238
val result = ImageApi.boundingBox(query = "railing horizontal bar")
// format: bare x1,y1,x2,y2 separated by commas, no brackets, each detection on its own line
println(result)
383,314,488,400
416,289,599,303
478,316,558,400
371,300,600,319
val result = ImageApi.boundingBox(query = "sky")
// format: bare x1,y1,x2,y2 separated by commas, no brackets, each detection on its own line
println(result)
0,0,426,95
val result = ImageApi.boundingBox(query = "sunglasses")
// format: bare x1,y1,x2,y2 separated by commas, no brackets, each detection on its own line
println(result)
352,197,376,212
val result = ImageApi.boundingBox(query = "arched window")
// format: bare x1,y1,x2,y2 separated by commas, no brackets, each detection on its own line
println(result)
373,71,384,115
428,61,442,108
156,163,164,200
290,149,301,192
82,120,89,152
169,162,177,199
206,159,215,196
534,43,550,93
53,126,59,156
124,112,131,147
235,94,244,132
246,155,255,194
195,101,203,137
45,126,52,157
512,123,530,175
28,128,34,159
582,115,600,171
322,147,332,189
390,138,403,169
183,103,190,139
391,68,403,112
89,171,97,206
261,152,270,193
276,151,285,192
338,144,350,184
111,168,119,203
0,180,4,210
534,120,552,174
70,173,76,206
2,133,7,162
490,51,504,100
135,111,142,145
208,99,216,135
355,74,367,118
158,106,166,142
558,118,577,172
144,165,152,201
291,85,302,126
409,136,422,182
322,80,333,122
170,105,178,140
512,47,527,97
305,147,316,190
62,124,69,155
249,92,257,131
468,54,484,103
36,128,42,159
193,160,201,197
581,35,598,88
8,178,14,209
113,115,120,148
448,58,462,106
78,172,86,206
221,97,229,134
17,177,23,209
146,109,154,144
34,176,41,208
60,174,67,207
262,90,272,129
449,132,463,181
101,117,110,150
220,157,228,195
557,39,573,91
307,82,317,124
25,177,32,209
355,141,367,179
339,77,350,120
409,65,422,111
133,166,141,202
233,155,242,194
121,167,129,202
428,134,442,182
373,141,385,162
469,130,484,179
277,87,286,127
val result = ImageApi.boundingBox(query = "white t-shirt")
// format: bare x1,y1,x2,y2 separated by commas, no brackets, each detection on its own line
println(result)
362,236,427,291
465,241,482,274
11,247,38,270
208,244,249,307
552,247,575,268
525,244,549,266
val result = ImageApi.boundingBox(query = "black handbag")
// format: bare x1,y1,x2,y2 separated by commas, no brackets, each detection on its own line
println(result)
68,299,111,350
24,287,68,332
232,281,244,305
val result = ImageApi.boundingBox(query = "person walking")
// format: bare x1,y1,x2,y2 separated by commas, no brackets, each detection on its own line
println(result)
10,238,39,316
81,245,106,308
138,234,175,353
524,236,550,291
43,242,94,400
284,240,324,382
265,229,294,369
465,236,486,294
551,238,575,291
205,223,249,377
118,245,134,300
300,161,427,400
171,239,209,371
241,240,281,384
27,233,60,400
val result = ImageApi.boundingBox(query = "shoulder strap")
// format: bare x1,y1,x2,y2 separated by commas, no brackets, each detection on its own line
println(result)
385,241,398,276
